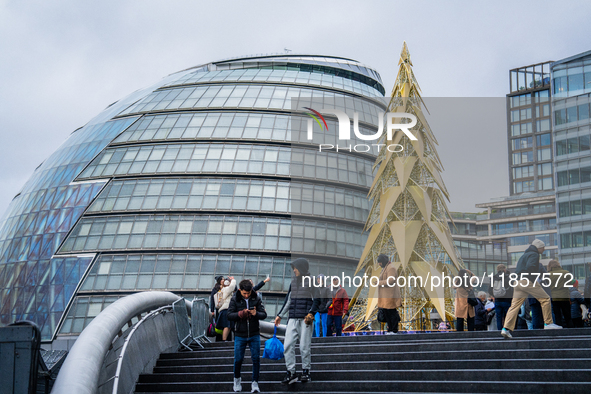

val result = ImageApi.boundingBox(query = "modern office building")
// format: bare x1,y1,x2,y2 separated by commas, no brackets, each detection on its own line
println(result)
476,61,558,267
552,50,591,279
0,54,387,341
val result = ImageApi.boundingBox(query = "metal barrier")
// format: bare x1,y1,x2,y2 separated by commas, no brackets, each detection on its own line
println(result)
172,298,199,350
191,298,211,344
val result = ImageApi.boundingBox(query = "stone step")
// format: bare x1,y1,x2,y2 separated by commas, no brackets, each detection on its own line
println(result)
160,337,591,360
155,348,591,366
134,379,591,393
137,369,591,384
152,358,591,373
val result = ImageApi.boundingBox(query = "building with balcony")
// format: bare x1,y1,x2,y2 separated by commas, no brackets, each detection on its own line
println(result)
552,49,591,280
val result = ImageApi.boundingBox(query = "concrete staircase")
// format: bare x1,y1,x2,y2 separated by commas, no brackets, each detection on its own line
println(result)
135,328,591,393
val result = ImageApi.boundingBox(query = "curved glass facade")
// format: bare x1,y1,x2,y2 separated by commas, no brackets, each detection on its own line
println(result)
0,54,384,340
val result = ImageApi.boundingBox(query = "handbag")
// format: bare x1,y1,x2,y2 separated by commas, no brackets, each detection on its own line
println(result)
262,326,284,360
207,317,217,337
467,289,478,307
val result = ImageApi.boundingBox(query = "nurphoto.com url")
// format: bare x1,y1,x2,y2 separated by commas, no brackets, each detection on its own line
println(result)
305,272,575,292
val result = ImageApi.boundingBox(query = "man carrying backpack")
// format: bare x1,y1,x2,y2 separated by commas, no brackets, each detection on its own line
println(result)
488,264,513,330
275,258,321,385
227,279,267,393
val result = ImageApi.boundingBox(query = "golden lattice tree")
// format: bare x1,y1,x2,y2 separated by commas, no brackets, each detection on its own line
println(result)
349,42,464,331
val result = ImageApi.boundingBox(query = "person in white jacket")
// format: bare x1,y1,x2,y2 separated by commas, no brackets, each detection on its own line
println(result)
214,276,236,341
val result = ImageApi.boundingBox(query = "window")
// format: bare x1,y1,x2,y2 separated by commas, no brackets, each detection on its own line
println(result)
567,106,578,123
512,137,532,150
555,109,566,125
538,177,553,190
537,148,551,161
513,165,534,179
536,119,550,132
536,134,551,147
556,140,567,156
579,103,590,121
537,162,552,176
512,151,533,165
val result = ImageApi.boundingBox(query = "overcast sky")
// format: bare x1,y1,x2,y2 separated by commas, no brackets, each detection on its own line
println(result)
1,0,590,214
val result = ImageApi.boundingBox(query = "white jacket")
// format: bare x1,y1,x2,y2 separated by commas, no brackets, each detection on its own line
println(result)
214,279,236,311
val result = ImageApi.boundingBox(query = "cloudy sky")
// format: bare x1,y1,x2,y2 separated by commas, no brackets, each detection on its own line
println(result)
0,0,590,213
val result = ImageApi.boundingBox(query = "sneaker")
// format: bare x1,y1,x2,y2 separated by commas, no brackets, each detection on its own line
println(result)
544,323,563,329
385,331,398,335
501,328,512,338
233,377,242,392
300,369,311,383
251,381,260,393
281,371,298,385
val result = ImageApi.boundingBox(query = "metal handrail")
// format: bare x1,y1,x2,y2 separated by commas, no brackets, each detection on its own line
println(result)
51,291,185,394
110,305,172,394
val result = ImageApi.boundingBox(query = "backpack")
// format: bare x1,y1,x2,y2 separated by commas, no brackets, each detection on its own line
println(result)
492,276,507,298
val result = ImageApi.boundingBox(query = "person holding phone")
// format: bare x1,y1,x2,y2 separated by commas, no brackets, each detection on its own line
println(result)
228,279,267,392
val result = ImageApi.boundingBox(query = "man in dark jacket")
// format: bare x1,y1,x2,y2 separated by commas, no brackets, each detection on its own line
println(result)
314,275,331,337
501,239,562,339
488,264,513,330
228,279,267,393
275,258,321,384
474,292,491,331
327,277,349,337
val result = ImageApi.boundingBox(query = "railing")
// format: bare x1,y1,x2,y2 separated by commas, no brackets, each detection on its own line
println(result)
489,206,556,220
51,291,189,394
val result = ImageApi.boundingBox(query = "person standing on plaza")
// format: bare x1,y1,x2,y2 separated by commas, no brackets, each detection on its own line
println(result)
275,258,321,384
228,279,267,393
488,264,513,330
314,275,330,337
454,269,475,331
327,276,349,337
547,260,574,328
501,239,562,339
376,254,401,334
584,262,591,309
215,276,237,341
570,280,586,328
474,292,492,331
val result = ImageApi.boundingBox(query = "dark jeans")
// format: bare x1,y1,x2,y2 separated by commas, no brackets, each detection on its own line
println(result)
530,299,544,329
573,317,584,328
382,308,400,333
327,315,343,336
495,301,511,330
552,300,573,328
456,316,474,331
234,335,261,382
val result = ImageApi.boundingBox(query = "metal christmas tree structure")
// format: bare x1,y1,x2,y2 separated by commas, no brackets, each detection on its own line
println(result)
349,42,464,331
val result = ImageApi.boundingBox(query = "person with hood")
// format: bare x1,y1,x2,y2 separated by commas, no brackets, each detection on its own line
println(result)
327,276,349,337
313,275,330,337
210,275,224,316
502,239,562,339
228,279,267,393
547,260,574,328
570,280,585,328
488,264,513,330
376,254,402,334
275,258,321,385
215,276,237,341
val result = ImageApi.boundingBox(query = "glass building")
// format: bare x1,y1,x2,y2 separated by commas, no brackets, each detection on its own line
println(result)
475,61,558,268
0,54,387,341
552,49,591,279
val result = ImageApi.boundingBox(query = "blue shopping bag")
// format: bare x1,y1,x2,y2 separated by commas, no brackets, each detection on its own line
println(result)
262,326,284,360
